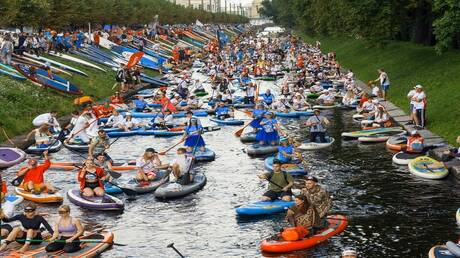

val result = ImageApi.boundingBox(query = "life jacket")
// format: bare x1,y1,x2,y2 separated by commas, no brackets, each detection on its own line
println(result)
281,227,309,241
407,136,424,153
74,96,93,105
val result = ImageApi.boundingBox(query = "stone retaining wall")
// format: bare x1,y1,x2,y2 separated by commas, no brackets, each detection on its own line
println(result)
354,79,460,180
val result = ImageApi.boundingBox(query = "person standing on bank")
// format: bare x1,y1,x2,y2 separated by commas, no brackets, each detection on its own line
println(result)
374,69,390,100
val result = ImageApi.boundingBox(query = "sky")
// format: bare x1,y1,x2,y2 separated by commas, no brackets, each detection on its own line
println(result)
228,0,254,6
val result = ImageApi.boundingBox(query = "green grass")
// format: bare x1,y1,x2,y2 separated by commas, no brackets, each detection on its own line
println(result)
0,54,156,143
300,34,460,145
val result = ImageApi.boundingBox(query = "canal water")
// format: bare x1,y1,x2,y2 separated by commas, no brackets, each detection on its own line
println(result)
2,72,460,257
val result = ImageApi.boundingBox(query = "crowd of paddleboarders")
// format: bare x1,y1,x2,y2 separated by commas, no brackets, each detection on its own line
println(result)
1,19,460,257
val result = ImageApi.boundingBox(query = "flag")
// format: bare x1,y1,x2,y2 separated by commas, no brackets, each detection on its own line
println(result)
126,52,144,68
196,20,204,27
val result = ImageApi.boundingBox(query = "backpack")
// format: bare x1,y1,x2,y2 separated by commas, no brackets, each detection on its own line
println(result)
268,170,289,185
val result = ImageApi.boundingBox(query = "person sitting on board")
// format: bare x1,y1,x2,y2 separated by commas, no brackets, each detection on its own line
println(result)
282,195,319,241
359,97,379,119
261,89,275,106
93,153,115,180
170,94,184,111
0,174,6,202
244,82,256,104
25,124,53,148
272,95,291,113
66,111,94,144
406,130,425,154
182,112,206,152
171,148,193,185
342,89,357,106
132,95,149,112
316,89,335,106
63,111,79,135
256,112,283,146
105,110,125,130
258,159,294,202
17,150,57,194
45,204,84,254
121,113,143,131
305,109,330,143
88,129,111,160
136,148,169,183
109,91,125,107
309,81,324,93
193,79,205,93
184,95,201,110
276,137,298,164
221,90,233,104
442,136,460,161
0,203,54,253
78,159,107,197
371,105,391,128
214,101,234,120
292,93,311,111
301,176,332,230
151,109,174,129
250,103,267,133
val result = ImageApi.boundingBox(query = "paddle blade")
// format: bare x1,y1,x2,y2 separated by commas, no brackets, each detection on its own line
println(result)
108,170,122,179
234,127,244,137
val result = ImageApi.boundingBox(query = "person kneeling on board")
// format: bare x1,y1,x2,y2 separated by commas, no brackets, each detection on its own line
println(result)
301,176,332,231
276,137,299,164
282,195,319,241
258,160,294,202
214,101,234,120
171,148,193,185
17,150,57,194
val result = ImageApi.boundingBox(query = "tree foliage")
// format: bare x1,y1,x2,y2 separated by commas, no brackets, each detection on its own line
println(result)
0,0,248,30
260,0,460,53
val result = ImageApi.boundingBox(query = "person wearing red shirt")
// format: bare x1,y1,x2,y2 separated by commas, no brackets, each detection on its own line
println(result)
77,159,107,197
1,174,6,201
17,150,56,194
109,91,124,105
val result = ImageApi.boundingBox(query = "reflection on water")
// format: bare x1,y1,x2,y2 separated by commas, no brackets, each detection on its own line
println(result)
3,76,460,257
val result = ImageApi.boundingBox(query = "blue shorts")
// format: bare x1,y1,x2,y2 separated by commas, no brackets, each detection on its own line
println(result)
382,84,390,91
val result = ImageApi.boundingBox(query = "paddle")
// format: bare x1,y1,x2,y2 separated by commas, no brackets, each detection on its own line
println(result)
104,180,137,196
159,138,185,155
234,121,253,137
14,238,126,246
66,117,98,142
167,243,185,258
11,130,67,186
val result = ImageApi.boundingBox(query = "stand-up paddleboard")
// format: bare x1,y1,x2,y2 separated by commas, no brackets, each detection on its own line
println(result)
408,156,449,180
2,195,24,218
0,63,26,80
0,147,26,168
23,52,88,76
48,51,106,72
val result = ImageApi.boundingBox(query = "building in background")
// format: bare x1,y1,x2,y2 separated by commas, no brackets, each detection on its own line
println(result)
167,0,251,16
247,0,263,18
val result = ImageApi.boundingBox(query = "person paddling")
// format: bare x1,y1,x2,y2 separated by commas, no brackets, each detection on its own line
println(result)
136,148,169,183
285,195,319,229
77,159,107,197
17,150,57,194
256,112,283,146
182,111,206,152
88,129,110,160
249,103,267,133
170,148,193,185
305,109,330,143
0,203,53,253
258,159,294,202
214,101,234,120
276,137,298,164
301,176,332,230
45,205,84,253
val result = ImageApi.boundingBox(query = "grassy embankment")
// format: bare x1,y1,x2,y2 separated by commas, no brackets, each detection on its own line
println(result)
300,34,460,144
0,54,158,143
